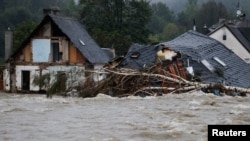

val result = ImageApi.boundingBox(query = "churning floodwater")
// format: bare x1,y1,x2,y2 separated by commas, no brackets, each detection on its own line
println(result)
1,91,250,141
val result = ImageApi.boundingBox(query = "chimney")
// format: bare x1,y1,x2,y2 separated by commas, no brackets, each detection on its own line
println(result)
193,19,196,31
5,28,13,61
43,7,60,16
202,24,209,35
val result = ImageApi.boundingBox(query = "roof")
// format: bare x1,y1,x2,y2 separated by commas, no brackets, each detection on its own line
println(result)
118,43,161,70
163,30,250,88
9,14,110,64
49,14,110,64
208,20,250,53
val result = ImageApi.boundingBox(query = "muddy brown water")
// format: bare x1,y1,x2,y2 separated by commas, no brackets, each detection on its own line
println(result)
1,91,250,141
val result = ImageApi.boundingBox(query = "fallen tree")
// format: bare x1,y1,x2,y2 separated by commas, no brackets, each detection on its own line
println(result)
80,67,249,97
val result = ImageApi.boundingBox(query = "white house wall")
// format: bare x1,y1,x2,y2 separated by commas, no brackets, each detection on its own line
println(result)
209,26,250,63
4,64,106,92
3,69,10,91
13,65,85,92
43,65,85,90
16,65,40,91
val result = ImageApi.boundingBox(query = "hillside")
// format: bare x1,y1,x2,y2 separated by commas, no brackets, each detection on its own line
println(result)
151,0,250,19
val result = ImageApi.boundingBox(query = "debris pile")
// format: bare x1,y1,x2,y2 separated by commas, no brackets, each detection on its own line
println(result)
80,67,250,98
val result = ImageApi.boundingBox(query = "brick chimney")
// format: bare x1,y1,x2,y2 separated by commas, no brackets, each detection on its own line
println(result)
5,27,13,61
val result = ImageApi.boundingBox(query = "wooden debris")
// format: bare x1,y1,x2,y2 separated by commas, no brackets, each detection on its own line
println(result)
81,67,250,98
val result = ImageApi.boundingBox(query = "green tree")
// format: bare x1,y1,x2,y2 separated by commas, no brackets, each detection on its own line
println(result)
63,0,80,18
148,2,174,34
13,20,37,51
79,0,152,55
194,0,232,31
0,0,75,61
160,23,183,41
177,0,198,30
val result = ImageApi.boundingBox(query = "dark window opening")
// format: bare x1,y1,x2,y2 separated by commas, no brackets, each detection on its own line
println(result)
130,52,140,58
223,35,227,40
52,43,60,62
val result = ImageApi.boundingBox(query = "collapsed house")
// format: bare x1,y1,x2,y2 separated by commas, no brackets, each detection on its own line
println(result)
100,43,187,96
3,8,110,93
163,30,250,88
102,30,250,97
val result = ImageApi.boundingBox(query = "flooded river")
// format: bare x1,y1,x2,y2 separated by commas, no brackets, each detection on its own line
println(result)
1,91,250,141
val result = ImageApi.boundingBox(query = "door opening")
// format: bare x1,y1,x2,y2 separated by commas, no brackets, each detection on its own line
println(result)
22,71,30,91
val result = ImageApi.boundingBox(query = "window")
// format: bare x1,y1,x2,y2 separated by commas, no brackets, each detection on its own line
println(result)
213,57,226,67
223,34,227,40
201,59,215,72
130,52,140,58
52,42,62,62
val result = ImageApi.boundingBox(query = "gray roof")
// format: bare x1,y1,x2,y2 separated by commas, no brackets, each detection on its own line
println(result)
119,31,250,88
163,30,250,88
229,26,250,52
119,43,161,70
49,14,110,64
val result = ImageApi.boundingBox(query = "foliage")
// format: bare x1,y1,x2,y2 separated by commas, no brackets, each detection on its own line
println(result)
148,2,174,34
194,1,232,30
177,0,199,31
79,0,152,55
0,0,71,61
46,72,67,98
160,23,183,41
13,21,37,51
63,0,81,18
33,73,51,89
33,72,67,98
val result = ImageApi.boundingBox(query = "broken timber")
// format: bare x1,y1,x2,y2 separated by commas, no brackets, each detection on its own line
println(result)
82,68,250,97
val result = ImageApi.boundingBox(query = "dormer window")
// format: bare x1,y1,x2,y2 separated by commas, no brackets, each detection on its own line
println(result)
201,59,215,72
213,57,226,67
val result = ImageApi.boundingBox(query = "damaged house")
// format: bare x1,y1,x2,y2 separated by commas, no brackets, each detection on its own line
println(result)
163,30,250,88
106,30,250,96
117,43,186,79
3,8,110,93
106,43,187,95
